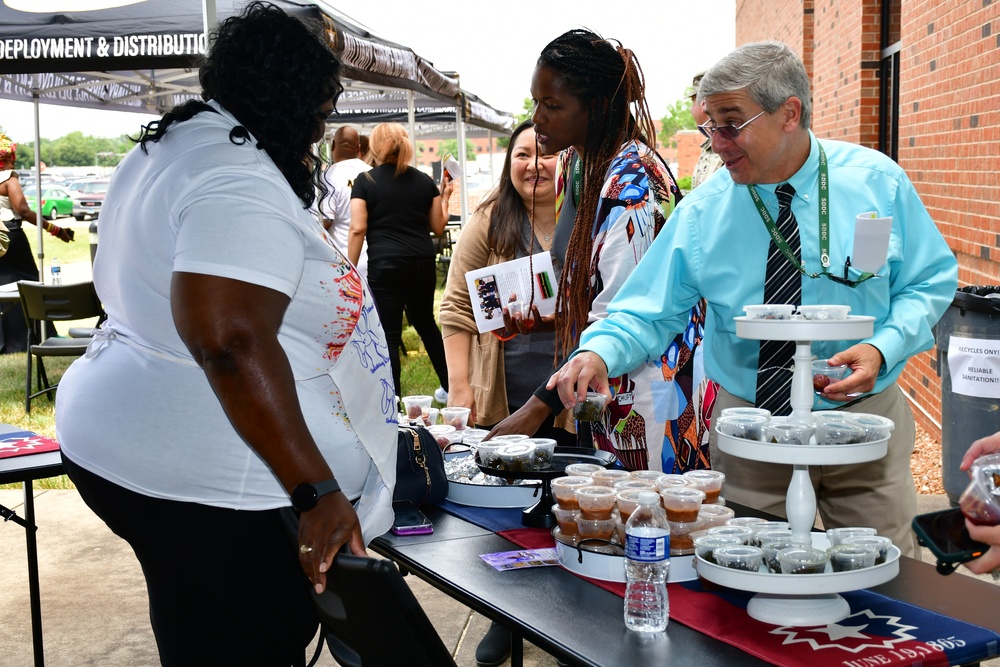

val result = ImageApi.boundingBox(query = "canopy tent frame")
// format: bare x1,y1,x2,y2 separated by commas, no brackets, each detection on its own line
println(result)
0,0,514,276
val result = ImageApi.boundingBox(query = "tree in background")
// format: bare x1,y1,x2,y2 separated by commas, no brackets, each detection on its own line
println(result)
8,132,131,170
658,98,696,149
437,138,475,161
496,98,534,149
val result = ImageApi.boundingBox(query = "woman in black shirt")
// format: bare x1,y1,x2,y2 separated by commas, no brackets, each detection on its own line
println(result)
349,122,453,398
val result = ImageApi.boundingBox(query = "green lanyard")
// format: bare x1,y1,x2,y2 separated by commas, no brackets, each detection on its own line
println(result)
572,153,582,206
747,143,876,288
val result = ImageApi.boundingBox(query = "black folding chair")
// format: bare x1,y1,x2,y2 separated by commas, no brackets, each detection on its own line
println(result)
280,508,457,667
17,280,103,413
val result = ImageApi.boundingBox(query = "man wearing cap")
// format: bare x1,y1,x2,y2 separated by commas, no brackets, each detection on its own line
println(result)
689,71,724,190
550,41,957,556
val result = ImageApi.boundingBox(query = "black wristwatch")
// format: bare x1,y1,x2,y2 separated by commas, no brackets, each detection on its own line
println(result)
291,479,341,512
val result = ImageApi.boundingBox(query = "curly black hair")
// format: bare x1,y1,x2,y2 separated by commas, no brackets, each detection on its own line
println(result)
135,2,342,208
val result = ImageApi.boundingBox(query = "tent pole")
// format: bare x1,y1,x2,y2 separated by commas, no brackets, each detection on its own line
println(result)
487,129,494,186
455,100,468,226
202,0,217,45
32,86,44,280
406,90,416,166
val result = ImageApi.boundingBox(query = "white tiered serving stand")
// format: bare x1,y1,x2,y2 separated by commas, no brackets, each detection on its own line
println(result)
697,315,901,627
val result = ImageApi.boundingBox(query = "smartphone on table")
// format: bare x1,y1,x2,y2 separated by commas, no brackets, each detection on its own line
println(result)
391,502,434,536
912,507,989,575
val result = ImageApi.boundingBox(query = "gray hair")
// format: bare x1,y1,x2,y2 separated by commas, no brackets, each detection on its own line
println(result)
698,41,812,130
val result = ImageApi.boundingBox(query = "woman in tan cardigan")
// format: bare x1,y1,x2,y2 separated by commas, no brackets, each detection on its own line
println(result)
440,120,574,440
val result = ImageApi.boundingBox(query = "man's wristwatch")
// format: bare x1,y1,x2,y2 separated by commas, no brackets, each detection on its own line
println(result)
291,479,341,512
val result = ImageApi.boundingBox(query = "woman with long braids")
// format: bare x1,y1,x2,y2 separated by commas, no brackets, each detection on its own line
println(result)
56,4,398,663
492,29,709,475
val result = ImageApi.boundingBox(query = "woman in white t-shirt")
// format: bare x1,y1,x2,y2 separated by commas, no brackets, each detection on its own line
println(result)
55,5,396,665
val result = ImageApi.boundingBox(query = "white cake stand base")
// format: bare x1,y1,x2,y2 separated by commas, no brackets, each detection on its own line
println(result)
746,593,850,626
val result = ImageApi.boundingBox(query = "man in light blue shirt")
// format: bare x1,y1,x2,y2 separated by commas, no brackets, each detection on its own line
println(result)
551,42,957,556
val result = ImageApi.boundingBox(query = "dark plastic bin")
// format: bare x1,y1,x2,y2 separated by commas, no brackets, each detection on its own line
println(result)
935,286,1000,505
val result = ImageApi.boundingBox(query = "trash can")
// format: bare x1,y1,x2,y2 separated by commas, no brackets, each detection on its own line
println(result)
89,219,98,265
935,286,1000,505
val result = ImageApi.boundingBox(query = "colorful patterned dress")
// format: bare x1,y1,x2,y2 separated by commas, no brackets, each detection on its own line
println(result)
558,141,710,473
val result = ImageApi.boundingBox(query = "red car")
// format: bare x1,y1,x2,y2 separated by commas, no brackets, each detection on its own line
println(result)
71,179,110,220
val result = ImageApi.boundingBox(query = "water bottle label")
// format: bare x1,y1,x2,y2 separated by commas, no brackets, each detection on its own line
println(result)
625,534,669,562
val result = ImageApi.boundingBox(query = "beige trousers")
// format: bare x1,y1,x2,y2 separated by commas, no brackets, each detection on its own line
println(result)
709,383,920,557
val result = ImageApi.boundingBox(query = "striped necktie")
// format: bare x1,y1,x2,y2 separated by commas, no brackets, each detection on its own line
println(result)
755,183,801,416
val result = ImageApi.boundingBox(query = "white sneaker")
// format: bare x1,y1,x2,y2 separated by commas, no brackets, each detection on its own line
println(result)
434,386,448,403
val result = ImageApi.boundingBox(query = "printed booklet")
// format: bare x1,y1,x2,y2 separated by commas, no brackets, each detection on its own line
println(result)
464,252,557,333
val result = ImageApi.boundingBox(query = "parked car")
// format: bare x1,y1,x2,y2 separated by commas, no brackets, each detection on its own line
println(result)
23,184,75,220
71,179,110,220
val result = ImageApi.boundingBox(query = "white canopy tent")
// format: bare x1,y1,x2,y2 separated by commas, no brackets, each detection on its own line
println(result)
0,0,515,271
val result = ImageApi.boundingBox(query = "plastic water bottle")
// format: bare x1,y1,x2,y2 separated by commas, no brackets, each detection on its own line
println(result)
50,258,62,285
624,490,670,632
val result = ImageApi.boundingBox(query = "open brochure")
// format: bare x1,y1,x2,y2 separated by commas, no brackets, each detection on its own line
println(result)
465,252,557,333
442,154,463,181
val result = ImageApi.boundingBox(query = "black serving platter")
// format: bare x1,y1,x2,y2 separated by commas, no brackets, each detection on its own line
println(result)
475,446,620,528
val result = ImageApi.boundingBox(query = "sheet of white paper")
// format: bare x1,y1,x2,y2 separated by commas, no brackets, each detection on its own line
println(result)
465,252,557,333
947,335,1000,399
851,212,892,273
443,155,463,180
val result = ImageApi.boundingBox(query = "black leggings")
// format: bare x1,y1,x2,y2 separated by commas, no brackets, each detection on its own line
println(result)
62,454,318,667
367,256,448,398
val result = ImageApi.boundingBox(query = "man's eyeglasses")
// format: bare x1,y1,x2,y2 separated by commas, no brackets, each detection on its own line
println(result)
698,109,767,141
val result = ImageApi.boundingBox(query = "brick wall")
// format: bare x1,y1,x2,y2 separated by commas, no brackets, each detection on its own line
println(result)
734,0,1000,439
659,130,705,180
736,0,807,53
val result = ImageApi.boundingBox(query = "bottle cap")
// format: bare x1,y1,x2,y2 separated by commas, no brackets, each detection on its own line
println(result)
637,490,660,506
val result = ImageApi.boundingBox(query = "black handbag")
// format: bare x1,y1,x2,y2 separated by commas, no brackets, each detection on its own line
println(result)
393,424,448,506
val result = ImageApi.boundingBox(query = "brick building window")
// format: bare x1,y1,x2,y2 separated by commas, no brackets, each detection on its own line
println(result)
879,0,902,161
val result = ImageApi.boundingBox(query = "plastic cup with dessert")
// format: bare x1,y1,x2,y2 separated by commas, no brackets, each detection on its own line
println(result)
778,546,830,574
550,476,593,510
716,414,769,441
842,535,893,564
615,488,647,524
682,470,725,504
564,462,605,478
697,504,735,529
576,517,617,541
551,504,581,537
573,391,608,421
523,438,557,470
849,414,895,442
826,526,878,547
590,468,632,488
575,485,617,520
713,545,764,571
401,395,433,422
827,544,878,572
959,453,1000,526
743,304,796,320
797,304,851,321
762,422,814,445
815,421,868,445
812,359,851,394
655,474,694,493
660,487,706,523
439,406,472,430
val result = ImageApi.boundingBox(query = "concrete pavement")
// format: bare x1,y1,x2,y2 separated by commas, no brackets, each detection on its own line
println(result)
2,488,998,667
0,488,562,667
